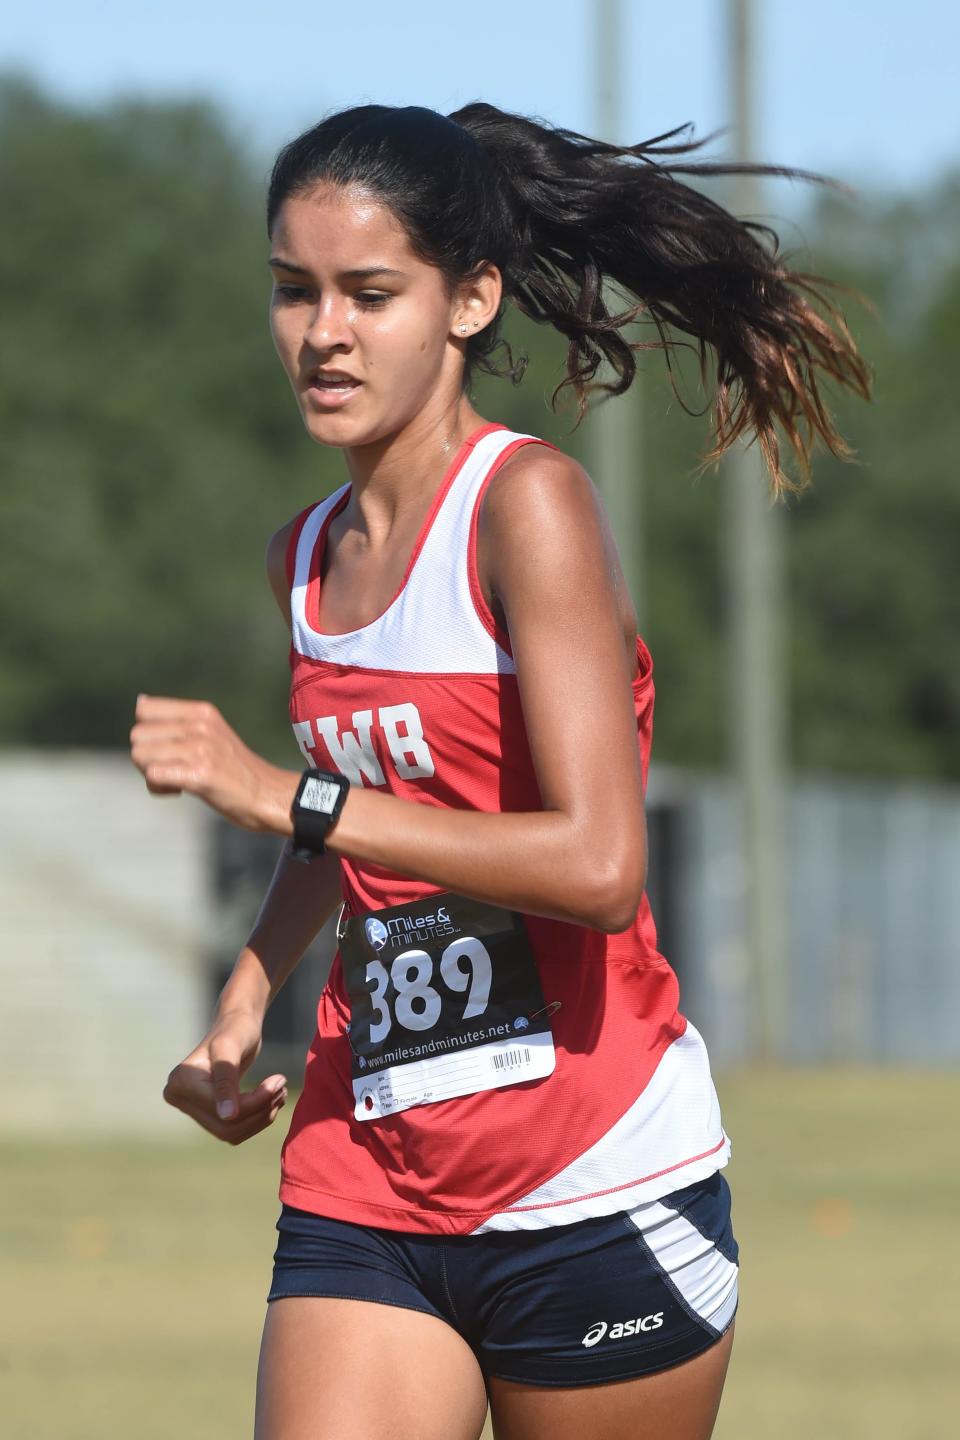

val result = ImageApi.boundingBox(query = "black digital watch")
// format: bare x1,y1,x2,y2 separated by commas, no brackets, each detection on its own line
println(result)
287,768,350,862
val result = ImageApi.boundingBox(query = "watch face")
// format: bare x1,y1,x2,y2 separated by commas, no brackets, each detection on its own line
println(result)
300,775,341,816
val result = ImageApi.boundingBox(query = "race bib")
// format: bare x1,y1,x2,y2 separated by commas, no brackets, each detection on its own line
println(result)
339,891,556,1121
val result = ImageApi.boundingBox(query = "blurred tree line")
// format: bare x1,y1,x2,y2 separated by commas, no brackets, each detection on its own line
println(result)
1,72,956,779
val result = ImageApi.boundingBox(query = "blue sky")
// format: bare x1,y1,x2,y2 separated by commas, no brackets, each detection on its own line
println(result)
3,0,957,218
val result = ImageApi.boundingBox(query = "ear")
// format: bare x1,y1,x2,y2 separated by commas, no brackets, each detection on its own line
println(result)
450,260,502,340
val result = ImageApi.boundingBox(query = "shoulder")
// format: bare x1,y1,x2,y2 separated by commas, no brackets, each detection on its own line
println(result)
477,440,639,656
479,442,599,537
265,509,310,627
479,442,625,599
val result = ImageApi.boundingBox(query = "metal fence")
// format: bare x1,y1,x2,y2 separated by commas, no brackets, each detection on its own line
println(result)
649,768,960,1067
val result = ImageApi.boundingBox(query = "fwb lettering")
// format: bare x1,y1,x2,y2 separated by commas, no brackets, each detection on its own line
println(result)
292,703,435,786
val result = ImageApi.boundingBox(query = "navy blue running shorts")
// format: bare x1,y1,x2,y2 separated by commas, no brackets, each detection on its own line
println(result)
266,1169,739,1387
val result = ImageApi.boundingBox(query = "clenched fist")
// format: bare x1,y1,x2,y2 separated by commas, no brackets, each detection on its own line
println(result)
130,694,298,834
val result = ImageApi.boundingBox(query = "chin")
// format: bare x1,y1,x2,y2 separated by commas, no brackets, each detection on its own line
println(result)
302,404,403,452
302,407,370,446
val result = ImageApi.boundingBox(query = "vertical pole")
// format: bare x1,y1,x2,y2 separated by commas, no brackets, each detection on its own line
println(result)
589,0,645,624
726,0,789,1060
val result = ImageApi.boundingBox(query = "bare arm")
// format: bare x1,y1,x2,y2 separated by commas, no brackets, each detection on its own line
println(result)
215,842,343,1021
215,516,342,1023
161,838,342,1138
133,455,647,933
144,514,346,1143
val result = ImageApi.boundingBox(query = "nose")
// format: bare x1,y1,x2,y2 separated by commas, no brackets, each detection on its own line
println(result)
303,295,354,354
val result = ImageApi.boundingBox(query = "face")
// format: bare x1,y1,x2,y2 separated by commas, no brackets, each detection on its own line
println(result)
268,183,493,447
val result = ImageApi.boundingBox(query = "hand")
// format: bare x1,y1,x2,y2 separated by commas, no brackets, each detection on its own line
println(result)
163,1009,288,1145
129,694,297,832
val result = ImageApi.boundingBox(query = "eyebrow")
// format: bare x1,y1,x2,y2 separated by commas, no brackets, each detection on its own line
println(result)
268,259,406,279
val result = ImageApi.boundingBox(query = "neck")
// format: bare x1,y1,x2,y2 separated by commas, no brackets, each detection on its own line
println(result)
338,400,490,540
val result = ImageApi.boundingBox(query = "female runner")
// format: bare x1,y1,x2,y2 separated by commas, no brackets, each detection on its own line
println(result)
130,104,869,1440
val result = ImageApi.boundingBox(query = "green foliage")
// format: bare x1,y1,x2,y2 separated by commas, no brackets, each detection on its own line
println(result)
0,72,339,761
782,184,960,778
1,73,956,777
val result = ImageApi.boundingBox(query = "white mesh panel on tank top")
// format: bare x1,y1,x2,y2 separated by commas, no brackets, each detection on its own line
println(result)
290,427,531,673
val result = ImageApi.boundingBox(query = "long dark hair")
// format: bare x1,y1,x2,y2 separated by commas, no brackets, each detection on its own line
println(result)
267,102,871,499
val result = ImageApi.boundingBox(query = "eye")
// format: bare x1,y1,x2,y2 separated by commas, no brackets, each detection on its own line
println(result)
355,292,392,308
274,284,309,301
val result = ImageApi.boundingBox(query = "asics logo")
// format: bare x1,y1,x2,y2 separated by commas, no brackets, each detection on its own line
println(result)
581,1313,664,1347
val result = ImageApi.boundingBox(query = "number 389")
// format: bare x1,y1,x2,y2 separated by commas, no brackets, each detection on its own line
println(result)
364,938,492,1044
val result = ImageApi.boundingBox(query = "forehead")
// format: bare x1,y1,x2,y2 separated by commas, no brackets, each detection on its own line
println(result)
271,183,420,270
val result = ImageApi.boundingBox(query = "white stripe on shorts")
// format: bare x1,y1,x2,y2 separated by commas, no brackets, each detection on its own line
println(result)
624,1201,739,1335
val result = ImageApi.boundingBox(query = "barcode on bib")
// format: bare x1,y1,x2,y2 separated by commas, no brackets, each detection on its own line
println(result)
353,1033,555,1120
491,1048,531,1071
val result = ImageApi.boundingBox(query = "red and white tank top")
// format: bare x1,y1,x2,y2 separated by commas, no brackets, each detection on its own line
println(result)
278,419,731,1235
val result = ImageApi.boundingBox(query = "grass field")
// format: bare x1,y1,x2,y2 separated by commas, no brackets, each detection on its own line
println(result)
1,1067,957,1439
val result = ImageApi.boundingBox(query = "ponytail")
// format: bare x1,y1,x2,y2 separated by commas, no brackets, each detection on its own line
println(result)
452,102,871,499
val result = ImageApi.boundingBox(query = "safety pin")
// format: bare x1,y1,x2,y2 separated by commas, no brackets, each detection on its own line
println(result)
342,1021,362,1058
335,902,350,943
528,1000,562,1021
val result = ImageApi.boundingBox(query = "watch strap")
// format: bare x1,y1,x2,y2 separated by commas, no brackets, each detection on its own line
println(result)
289,768,349,860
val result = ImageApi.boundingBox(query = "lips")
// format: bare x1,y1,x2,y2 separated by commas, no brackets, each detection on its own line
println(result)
307,370,362,388
304,369,364,410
